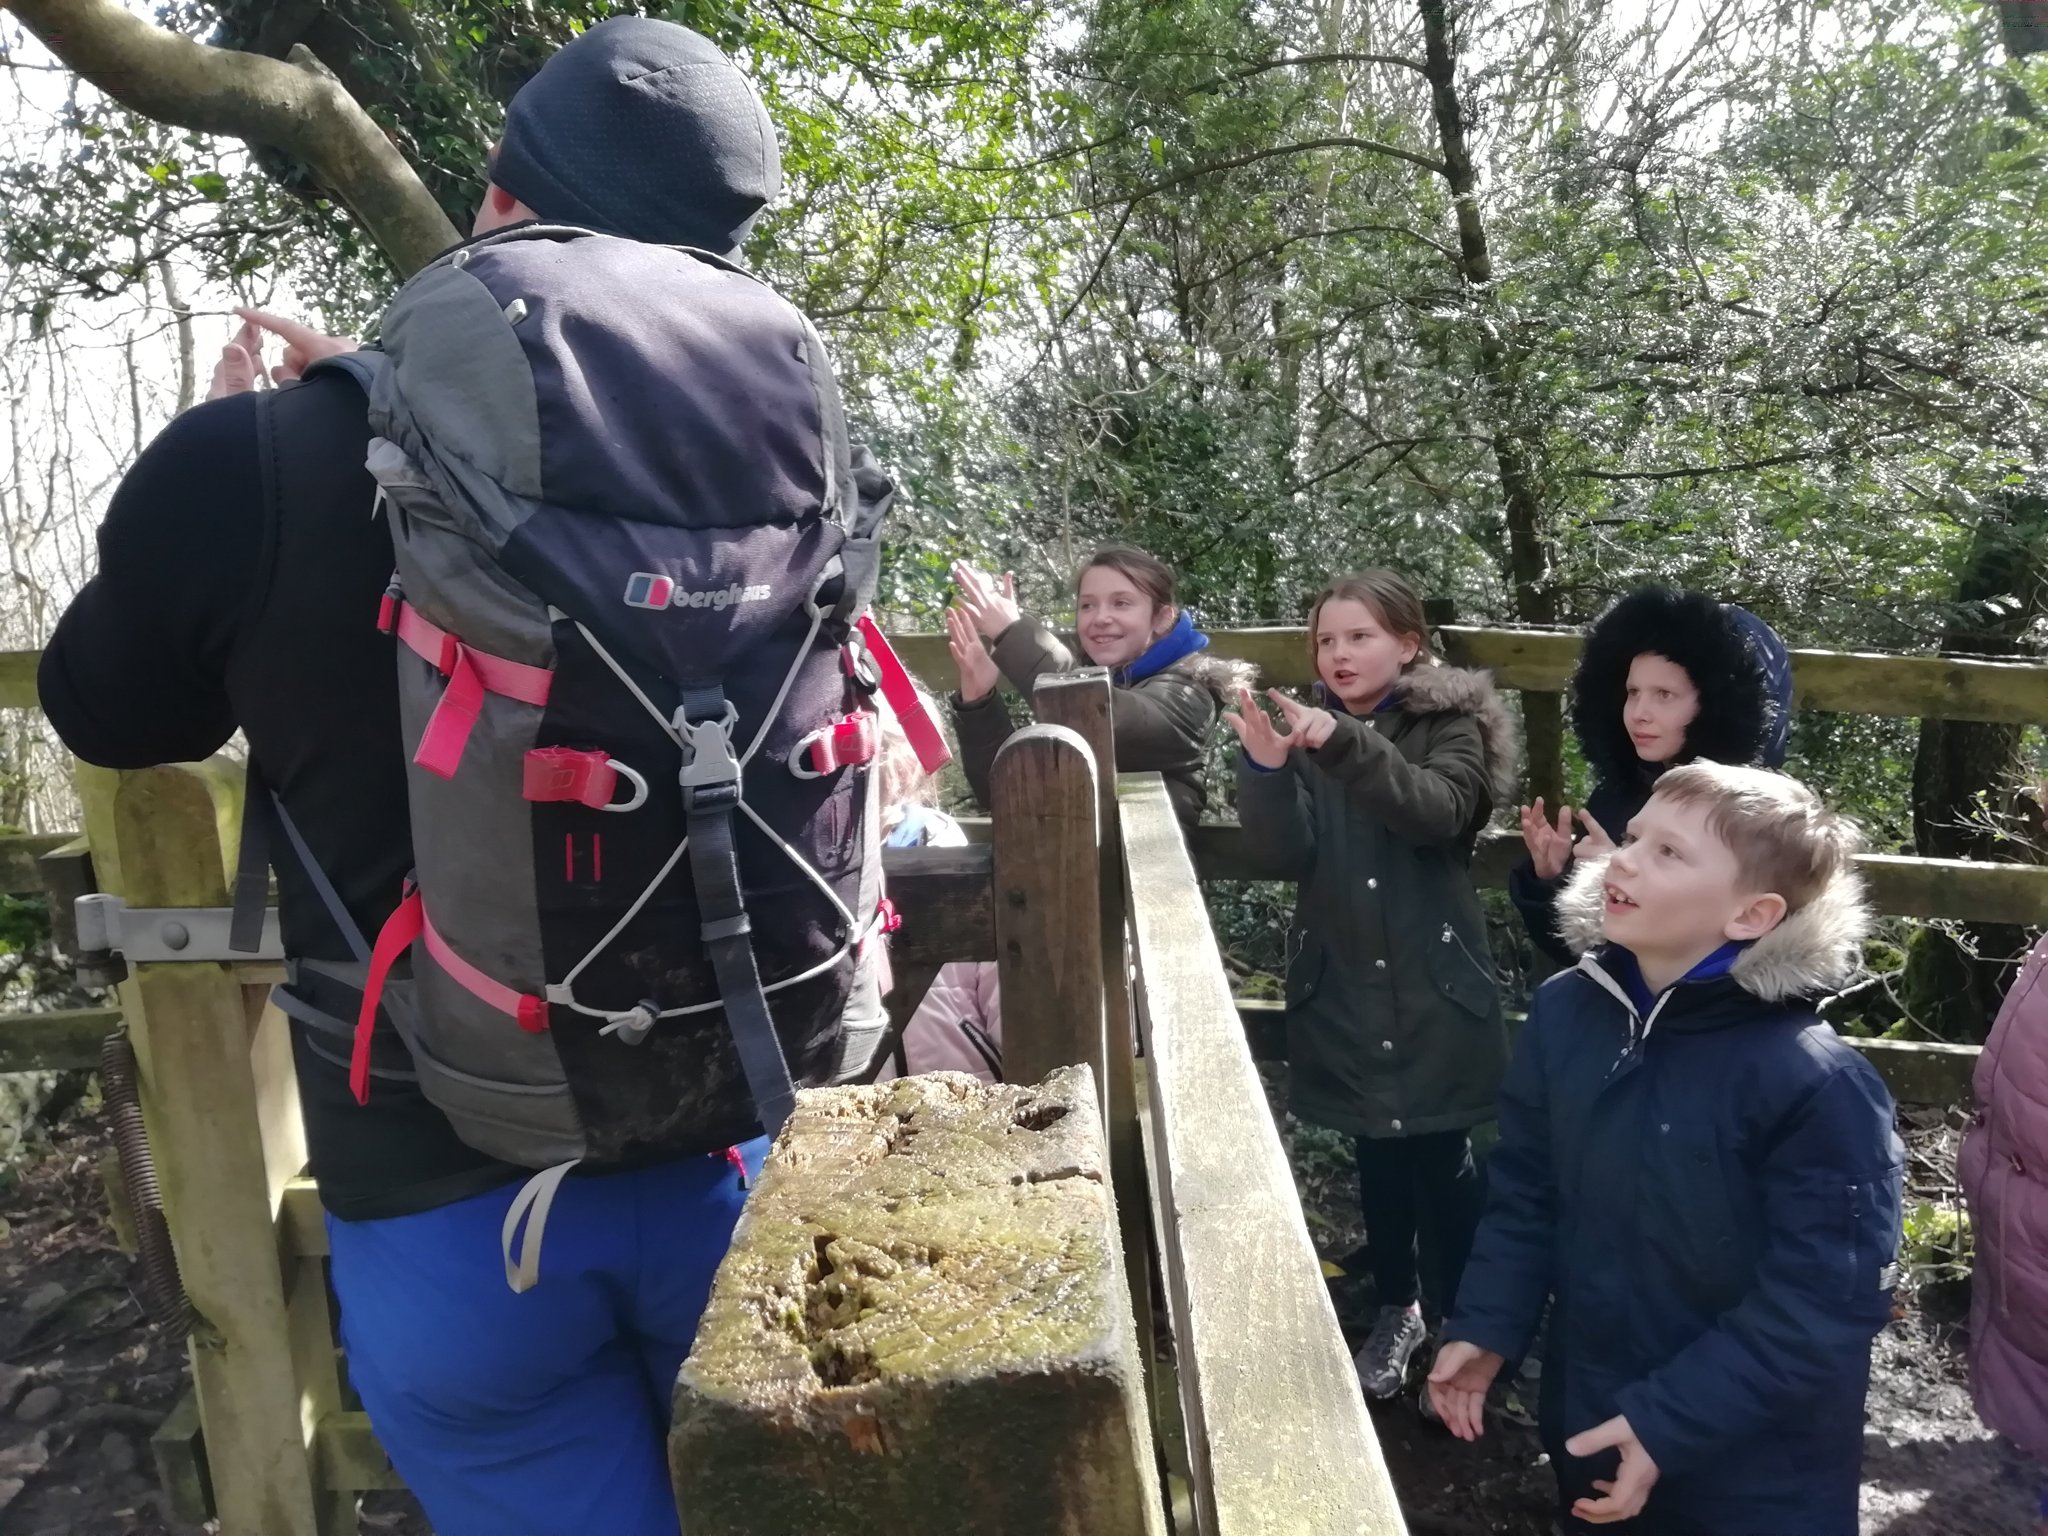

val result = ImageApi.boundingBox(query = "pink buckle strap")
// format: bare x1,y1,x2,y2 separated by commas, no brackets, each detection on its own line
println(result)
795,712,879,777
523,748,618,809
349,889,548,1108
421,907,549,1033
353,888,424,1106
393,603,554,779
855,615,951,773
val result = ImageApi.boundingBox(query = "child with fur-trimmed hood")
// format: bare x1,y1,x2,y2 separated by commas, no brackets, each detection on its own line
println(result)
1227,570,1518,1410
1512,587,1794,966
1434,764,1902,1536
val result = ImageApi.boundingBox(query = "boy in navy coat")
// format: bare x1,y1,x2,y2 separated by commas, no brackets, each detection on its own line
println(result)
1430,763,1903,1534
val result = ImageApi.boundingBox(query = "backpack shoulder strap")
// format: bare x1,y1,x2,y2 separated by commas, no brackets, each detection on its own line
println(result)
305,351,387,397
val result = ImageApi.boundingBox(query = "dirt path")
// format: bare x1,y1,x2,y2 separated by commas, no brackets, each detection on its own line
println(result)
0,1105,434,1535
0,1086,2042,1534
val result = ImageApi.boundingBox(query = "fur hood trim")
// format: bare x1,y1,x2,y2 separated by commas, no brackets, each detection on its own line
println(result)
1164,649,1259,702
1571,588,1792,787
1396,663,1520,805
1555,853,1871,1004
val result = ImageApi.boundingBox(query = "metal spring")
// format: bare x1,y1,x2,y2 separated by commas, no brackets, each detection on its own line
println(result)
99,1029,192,1334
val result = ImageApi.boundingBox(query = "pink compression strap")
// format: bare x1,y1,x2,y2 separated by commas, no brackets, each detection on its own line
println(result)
420,906,538,1026
856,615,951,773
353,889,424,1106
394,603,554,779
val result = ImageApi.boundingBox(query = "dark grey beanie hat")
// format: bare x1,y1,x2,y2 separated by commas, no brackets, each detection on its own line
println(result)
492,17,781,256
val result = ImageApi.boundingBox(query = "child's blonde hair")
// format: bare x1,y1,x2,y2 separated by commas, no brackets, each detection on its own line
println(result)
1650,762,1861,911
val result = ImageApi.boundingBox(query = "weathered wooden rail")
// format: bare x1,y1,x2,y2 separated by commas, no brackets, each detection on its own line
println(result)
885,625,2048,725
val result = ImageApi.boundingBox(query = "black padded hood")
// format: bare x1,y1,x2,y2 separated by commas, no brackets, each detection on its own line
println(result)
1571,587,1793,788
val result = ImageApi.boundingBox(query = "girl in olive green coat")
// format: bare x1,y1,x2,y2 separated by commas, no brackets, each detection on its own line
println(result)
1227,570,1516,1410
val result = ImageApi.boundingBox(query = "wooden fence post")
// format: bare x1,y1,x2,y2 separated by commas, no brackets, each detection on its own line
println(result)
1027,672,1156,1376
990,724,1106,1101
75,760,330,1536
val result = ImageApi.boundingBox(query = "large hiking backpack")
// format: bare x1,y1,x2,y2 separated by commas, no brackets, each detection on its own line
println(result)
245,226,941,1286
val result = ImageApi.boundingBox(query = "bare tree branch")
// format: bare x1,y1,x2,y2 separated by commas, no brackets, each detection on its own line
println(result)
1,0,458,273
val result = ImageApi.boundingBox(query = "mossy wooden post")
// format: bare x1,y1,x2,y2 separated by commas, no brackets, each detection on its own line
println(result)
671,1068,1166,1536
990,724,1106,1108
1027,673,1155,1372
75,759,332,1536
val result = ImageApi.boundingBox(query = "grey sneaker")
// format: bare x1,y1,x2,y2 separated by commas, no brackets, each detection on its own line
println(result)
1353,1303,1426,1400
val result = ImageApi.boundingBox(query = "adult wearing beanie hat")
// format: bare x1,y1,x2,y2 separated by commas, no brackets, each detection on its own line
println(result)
46,22,901,1536
489,16,781,255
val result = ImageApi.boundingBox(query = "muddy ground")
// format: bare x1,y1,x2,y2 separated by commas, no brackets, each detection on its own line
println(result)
1281,1082,2048,1536
0,1089,2041,1534
0,1103,432,1536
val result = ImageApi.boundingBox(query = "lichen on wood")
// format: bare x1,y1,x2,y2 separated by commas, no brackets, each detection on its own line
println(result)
671,1066,1164,1536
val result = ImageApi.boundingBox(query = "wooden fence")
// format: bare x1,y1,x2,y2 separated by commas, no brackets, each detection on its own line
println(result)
0,659,1411,1535
0,621,2033,1529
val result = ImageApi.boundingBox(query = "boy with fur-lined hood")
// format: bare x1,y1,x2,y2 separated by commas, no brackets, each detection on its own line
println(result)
1229,570,1517,1406
1513,587,1794,966
1433,764,1903,1536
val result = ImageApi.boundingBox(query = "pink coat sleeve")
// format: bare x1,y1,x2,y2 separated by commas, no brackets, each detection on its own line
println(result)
895,962,1004,1083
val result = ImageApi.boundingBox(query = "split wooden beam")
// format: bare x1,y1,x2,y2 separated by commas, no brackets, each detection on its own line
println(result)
1027,673,1155,1397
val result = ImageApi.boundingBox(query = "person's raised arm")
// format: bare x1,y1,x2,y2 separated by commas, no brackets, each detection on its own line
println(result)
1275,690,1490,844
39,394,264,767
1227,689,1316,878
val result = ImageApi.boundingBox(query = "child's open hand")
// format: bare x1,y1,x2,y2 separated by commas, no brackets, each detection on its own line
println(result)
1563,1414,1661,1523
1520,798,1574,880
1266,688,1337,750
951,561,1021,641
1425,1340,1503,1442
946,604,1000,703
1222,687,1291,769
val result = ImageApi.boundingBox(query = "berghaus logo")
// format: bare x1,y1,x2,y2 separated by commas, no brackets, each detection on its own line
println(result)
623,574,772,612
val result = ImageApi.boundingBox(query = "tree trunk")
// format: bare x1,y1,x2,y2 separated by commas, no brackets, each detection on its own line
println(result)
1902,17,2048,1043
1906,493,2048,1041
1416,0,1559,804
3,0,457,275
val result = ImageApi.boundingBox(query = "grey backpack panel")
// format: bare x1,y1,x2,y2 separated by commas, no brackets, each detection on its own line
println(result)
309,225,887,1175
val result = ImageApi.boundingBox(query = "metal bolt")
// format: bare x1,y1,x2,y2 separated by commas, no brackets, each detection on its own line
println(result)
160,922,190,952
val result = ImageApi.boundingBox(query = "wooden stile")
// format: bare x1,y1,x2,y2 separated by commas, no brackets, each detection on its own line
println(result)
75,760,331,1536
990,723,1108,1106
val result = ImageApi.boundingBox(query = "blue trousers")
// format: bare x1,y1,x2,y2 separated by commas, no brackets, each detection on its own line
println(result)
326,1140,767,1536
